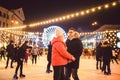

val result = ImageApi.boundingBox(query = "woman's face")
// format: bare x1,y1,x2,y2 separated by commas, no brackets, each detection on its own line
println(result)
55,29,63,37
55,29,64,41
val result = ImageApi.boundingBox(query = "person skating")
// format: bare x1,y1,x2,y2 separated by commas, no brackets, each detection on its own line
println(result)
13,41,29,79
5,40,15,68
46,41,52,73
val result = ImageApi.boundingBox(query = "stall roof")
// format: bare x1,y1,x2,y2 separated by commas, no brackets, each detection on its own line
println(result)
94,25,120,32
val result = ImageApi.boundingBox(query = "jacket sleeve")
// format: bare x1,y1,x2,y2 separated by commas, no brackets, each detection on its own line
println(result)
53,42,73,60
77,39,83,56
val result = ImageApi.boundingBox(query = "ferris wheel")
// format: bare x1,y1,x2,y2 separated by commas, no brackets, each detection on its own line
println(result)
42,25,67,47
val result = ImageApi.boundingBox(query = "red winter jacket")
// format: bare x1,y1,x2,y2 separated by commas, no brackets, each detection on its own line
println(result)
51,37,73,66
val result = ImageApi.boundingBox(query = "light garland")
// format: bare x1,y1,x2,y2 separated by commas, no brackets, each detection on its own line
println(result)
28,1,120,28
103,30,117,48
3,29,119,38
0,25,26,30
0,1,119,31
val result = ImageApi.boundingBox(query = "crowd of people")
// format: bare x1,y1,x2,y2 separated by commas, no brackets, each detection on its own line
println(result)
0,27,120,80
96,41,119,75
0,40,42,79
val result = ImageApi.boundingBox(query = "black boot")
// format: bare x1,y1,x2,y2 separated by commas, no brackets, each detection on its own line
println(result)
20,74,26,78
13,74,18,79
107,72,111,75
11,66,14,68
5,66,7,69
104,72,108,75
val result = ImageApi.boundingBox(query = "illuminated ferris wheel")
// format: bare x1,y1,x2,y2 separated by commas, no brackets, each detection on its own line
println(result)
42,26,67,47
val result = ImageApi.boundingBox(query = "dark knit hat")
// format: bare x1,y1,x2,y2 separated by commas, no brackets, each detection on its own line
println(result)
104,41,109,45
10,40,14,43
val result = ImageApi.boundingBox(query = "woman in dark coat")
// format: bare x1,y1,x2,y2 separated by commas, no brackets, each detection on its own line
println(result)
13,41,29,79
46,41,52,73
96,42,102,70
101,41,112,75
5,40,15,68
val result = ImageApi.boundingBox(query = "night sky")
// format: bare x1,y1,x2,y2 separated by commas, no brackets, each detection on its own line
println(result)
0,0,120,32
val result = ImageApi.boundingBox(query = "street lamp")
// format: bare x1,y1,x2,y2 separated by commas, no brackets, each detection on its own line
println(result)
92,21,98,26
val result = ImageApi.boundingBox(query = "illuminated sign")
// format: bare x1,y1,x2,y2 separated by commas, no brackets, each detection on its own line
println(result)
117,32,120,38
117,42,120,48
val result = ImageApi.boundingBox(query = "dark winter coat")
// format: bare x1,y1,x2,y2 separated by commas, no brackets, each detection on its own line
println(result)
47,44,52,61
6,44,15,58
14,46,20,61
66,38,83,69
96,44,102,61
16,44,29,61
101,44,112,62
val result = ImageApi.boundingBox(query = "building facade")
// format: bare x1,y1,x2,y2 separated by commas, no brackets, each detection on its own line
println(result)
0,6,25,27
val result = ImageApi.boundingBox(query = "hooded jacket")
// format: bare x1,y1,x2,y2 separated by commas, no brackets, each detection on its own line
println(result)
51,37,73,66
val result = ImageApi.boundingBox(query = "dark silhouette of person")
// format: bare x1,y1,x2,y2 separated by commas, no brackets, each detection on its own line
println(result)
5,40,15,68
13,41,29,79
65,27,83,80
101,41,112,75
46,41,52,73
96,42,102,70
111,50,119,64
0,46,6,61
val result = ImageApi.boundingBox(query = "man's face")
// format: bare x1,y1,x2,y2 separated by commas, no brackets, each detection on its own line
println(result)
11,42,14,45
26,42,29,46
68,30,75,38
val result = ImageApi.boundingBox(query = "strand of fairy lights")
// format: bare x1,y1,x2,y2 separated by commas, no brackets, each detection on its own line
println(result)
0,0,119,31
3,29,119,38
28,1,120,28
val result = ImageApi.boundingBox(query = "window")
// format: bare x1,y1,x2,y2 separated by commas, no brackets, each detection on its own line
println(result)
7,14,9,19
3,22,5,27
3,13,6,18
6,23,8,27
0,21,1,27
0,11,2,16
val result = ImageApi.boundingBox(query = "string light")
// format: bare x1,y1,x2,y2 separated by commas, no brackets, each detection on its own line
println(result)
97,6,102,10
27,1,119,28
86,10,90,14
112,2,117,6
104,4,109,8
80,11,85,15
0,1,119,30
91,8,96,12
0,25,26,30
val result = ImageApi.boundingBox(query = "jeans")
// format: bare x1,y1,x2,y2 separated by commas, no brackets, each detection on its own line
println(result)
103,60,111,73
96,60,102,69
5,56,14,68
32,55,37,64
65,67,79,80
53,65,65,80
15,60,23,75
